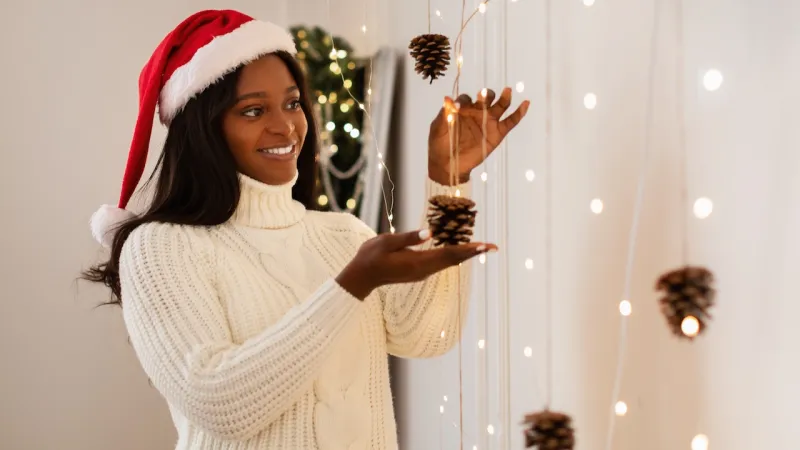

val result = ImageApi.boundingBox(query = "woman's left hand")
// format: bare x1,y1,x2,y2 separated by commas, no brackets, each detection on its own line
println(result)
428,87,530,185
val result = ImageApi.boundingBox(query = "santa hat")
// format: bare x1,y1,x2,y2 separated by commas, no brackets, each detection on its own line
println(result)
89,9,297,247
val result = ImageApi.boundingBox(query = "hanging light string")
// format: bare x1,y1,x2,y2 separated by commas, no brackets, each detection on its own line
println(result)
603,0,662,448
325,0,397,232
450,1,493,98
676,0,689,266
543,0,554,411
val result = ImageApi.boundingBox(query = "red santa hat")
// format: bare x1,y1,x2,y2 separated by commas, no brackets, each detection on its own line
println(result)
90,9,297,247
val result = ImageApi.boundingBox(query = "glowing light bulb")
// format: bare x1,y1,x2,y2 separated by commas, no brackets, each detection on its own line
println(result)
444,395,448,402
480,88,488,98
591,198,604,214
440,330,446,338
478,339,485,349
523,346,533,357
346,198,357,209
691,434,709,450
329,62,340,73
681,316,700,337
516,81,525,92
479,254,486,264
359,103,365,110
361,25,367,33
455,189,461,197
436,10,442,16
584,93,597,109
480,172,488,182
344,123,353,132
525,170,535,181
694,197,713,219
486,425,495,435
337,49,347,59
367,88,372,95
350,129,360,138
318,94,327,104
330,144,338,154
703,69,723,91
458,55,464,67
344,79,353,89
615,401,628,416
479,2,487,13
447,113,454,123
325,122,335,131
317,195,329,206
525,258,534,270
583,0,596,5
619,300,632,316
377,153,383,160
440,405,445,414
340,104,350,113
389,225,395,233
388,214,394,221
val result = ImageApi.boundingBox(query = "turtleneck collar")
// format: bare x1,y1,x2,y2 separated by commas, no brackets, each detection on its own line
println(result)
230,172,306,229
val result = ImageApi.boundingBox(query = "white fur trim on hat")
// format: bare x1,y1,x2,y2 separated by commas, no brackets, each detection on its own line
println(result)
90,205,136,248
158,20,297,124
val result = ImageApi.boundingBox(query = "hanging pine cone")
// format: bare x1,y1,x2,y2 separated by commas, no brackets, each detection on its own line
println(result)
522,410,575,449
655,266,716,340
408,34,451,83
427,195,476,246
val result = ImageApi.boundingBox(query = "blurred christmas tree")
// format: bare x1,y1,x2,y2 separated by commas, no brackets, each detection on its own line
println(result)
290,25,368,214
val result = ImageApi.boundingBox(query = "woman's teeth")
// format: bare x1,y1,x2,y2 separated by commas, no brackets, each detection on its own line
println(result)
259,145,293,155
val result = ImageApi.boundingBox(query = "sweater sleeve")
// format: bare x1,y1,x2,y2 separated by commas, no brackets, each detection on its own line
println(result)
380,178,474,358
119,223,362,441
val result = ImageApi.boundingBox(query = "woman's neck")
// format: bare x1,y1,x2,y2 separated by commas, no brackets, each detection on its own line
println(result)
230,172,306,229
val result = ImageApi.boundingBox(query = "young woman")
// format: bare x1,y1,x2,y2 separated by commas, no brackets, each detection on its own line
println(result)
84,9,529,450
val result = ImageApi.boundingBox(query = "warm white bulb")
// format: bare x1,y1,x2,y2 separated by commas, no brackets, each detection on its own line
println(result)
330,144,338,153
681,316,700,337
523,346,533,357
440,330,446,338
584,93,597,109
367,88,372,95
377,153,383,160
619,300,632,316
440,405,445,414
443,395,448,402
479,254,486,264
694,197,713,219
486,424,495,435
691,434,709,450
361,24,367,33
478,339,485,349
525,258,534,270
436,10,442,16
591,198,604,214
615,401,628,416
516,81,525,93
326,121,336,131
346,198,357,210
480,172,488,182
457,55,464,67
388,214,393,221
455,189,461,197
480,88,488,98
583,0,596,5
337,49,347,59
350,129,360,138
318,94,328,104
447,113,454,123
479,2,487,13
703,69,723,91
525,170,535,181
344,123,354,132
317,194,329,206
389,225,395,232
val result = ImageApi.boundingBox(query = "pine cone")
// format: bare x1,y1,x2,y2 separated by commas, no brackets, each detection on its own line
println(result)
522,410,575,449
408,34,451,83
655,266,716,339
427,195,476,246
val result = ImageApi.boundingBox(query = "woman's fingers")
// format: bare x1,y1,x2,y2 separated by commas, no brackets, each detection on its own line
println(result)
414,242,497,273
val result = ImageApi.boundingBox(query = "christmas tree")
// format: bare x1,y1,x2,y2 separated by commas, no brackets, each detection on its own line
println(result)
290,25,368,214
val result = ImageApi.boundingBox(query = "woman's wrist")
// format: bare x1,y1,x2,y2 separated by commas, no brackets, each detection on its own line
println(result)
335,264,376,301
428,163,470,186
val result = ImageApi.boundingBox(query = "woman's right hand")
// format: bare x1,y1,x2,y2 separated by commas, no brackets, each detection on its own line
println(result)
335,229,496,300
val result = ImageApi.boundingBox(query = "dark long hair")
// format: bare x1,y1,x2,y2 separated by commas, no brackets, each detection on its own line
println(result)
83,51,319,306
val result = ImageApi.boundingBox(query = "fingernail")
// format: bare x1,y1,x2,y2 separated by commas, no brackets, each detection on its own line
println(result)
476,245,486,252
418,229,431,240
488,247,498,253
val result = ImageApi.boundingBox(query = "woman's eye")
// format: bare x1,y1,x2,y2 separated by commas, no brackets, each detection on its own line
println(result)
288,100,302,110
242,107,263,117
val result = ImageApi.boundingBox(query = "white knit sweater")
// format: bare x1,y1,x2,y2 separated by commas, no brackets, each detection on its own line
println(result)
119,173,472,450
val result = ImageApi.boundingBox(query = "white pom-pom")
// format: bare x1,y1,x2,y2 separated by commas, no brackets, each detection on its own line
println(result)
90,205,136,248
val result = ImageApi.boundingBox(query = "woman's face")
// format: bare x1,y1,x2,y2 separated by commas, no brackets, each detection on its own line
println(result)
222,54,308,186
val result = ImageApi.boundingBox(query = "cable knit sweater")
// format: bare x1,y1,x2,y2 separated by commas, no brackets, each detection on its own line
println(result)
119,173,472,450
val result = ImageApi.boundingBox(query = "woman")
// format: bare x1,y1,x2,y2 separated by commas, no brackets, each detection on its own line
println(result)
84,9,529,450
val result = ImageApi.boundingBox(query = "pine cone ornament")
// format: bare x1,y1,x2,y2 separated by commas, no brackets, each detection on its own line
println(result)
655,266,716,340
522,410,575,449
427,195,477,246
408,34,451,83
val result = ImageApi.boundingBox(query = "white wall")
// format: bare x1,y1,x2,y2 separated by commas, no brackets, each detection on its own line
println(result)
364,0,800,449
0,2,289,449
